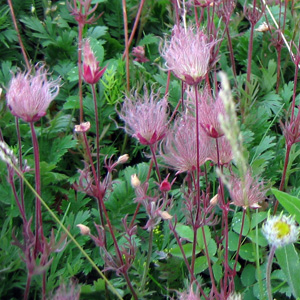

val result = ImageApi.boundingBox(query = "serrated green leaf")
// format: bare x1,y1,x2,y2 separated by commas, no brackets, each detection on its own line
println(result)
47,135,77,165
276,244,300,298
194,256,208,274
271,189,300,224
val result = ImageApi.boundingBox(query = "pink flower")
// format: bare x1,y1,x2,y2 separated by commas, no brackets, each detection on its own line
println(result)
186,88,225,138
118,87,168,145
160,115,210,173
207,136,233,166
82,40,106,84
161,25,216,85
132,46,149,63
228,171,267,209
6,65,60,123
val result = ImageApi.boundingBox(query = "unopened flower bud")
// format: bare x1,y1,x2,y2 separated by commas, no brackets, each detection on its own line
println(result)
77,224,91,235
210,194,218,206
255,22,272,32
74,122,90,132
131,174,141,188
160,175,172,192
159,211,173,220
117,154,129,165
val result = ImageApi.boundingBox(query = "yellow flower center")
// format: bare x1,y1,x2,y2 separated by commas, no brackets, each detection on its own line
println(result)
274,221,290,239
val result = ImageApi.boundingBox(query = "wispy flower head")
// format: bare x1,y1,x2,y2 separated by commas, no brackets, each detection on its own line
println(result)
160,115,210,173
6,65,60,123
161,25,216,85
82,40,106,84
207,136,233,165
118,87,168,145
262,214,299,248
188,88,225,138
228,171,267,209
48,280,80,300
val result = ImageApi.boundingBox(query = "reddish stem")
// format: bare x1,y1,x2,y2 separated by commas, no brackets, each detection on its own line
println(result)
122,0,130,91
7,0,31,70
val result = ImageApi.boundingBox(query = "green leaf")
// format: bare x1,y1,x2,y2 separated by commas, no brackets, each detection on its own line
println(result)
276,244,300,298
271,189,300,224
169,243,200,258
175,223,193,242
239,243,257,262
241,264,256,286
212,262,223,282
47,135,77,165
194,256,208,274
197,226,211,250
260,59,277,92
232,212,250,236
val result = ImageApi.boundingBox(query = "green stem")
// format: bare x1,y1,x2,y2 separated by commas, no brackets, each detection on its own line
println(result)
141,228,153,291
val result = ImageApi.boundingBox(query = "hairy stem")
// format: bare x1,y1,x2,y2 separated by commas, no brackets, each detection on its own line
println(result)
266,245,276,300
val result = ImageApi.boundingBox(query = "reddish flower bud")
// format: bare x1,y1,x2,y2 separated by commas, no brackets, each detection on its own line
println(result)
82,40,106,85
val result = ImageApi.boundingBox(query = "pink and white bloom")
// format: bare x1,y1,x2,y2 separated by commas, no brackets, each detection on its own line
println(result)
160,115,210,173
187,88,225,138
118,87,168,145
207,136,233,166
6,65,60,123
161,25,216,85
82,40,106,84
228,171,267,209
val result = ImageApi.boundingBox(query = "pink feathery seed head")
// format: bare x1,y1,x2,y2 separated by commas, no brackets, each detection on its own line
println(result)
160,115,210,173
118,86,169,146
188,88,225,138
229,171,267,209
161,25,216,85
207,135,233,166
6,64,60,123
82,39,106,84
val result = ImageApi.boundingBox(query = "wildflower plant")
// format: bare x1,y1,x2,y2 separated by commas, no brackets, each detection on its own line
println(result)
2,0,300,299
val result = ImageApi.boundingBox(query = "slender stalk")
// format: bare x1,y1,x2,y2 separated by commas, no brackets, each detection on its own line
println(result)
82,133,137,299
191,85,201,275
29,122,44,256
245,21,255,116
140,228,153,291
274,144,291,214
122,0,146,59
24,274,32,300
78,23,84,123
149,144,161,183
7,0,31,70
16,118,26,216
91,84,101,180
266,245,276,300
122,0,130,91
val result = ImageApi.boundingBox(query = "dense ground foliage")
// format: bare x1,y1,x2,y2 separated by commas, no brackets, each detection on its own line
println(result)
1,0,300,299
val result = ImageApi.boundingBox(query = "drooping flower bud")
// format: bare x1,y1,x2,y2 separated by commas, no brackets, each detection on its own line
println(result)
131,174,141,188
77,224,91,236
82,40,106,85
